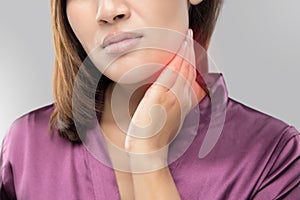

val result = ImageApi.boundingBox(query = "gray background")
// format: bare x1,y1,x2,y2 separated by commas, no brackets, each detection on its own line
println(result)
0,0,299,144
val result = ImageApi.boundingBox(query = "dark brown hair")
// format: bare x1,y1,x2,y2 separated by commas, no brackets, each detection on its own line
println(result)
49,0,224,142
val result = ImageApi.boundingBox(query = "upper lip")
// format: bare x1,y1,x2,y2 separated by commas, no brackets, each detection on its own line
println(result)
101,31,143,48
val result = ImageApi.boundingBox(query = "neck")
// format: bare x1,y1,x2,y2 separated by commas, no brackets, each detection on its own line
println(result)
101,81,150,125
101,78,207,127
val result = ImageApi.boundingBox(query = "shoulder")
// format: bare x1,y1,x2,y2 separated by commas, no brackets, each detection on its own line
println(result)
212,98,300,198
14,103,54,127
226,97,298,138
209,97,300,163
1,104,59,164
0,104,83,198
225,99,300,199
4,104,55,142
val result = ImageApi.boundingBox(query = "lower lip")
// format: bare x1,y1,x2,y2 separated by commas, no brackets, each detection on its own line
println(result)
103,37,142,54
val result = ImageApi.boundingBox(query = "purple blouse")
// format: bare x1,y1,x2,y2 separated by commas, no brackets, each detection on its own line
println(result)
1,73,300,199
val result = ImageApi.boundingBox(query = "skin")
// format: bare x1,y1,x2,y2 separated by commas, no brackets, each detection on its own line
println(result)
66,0,205,199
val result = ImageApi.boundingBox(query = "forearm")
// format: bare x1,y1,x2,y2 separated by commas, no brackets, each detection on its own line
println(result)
127,148,181,200
131,167,181,200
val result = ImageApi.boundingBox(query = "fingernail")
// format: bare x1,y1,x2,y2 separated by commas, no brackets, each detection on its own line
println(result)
188,29,193,39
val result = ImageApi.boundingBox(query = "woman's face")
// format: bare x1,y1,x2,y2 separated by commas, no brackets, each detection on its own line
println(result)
66,0,201,83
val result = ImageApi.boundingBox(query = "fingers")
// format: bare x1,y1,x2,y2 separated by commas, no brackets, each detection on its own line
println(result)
184,29,197,85
148,28,200,107
171,29,201,113
173,29,196,90
151,32,189,91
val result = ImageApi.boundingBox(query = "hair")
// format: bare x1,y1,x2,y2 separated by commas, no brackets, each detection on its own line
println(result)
49,0,224,142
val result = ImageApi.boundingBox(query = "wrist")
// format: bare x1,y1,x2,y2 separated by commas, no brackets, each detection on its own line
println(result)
127,145,169,173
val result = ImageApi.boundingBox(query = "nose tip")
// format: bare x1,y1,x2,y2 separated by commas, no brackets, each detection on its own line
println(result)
98,14,126,24
96,1,130,25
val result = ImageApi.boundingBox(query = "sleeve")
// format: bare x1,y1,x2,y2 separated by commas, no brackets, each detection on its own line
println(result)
0,132,17,200
252,127,300,200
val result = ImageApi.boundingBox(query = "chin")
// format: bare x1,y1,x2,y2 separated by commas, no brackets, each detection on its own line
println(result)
100,49,174,85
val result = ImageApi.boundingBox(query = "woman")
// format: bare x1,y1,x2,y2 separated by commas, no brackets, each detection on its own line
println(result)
1,0,299,199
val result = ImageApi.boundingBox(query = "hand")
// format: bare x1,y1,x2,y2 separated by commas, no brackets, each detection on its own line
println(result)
125,29,203,155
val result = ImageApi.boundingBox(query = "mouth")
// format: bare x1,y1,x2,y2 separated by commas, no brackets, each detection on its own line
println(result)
101,31,143,54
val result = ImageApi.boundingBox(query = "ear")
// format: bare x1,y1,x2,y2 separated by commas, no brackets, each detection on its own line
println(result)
189,0,204,6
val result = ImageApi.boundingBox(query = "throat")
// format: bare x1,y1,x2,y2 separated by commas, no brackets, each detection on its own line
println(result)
101,82,149,125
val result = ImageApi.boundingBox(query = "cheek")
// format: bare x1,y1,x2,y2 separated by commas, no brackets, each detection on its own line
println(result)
66,4,96,52
135,0,189,32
